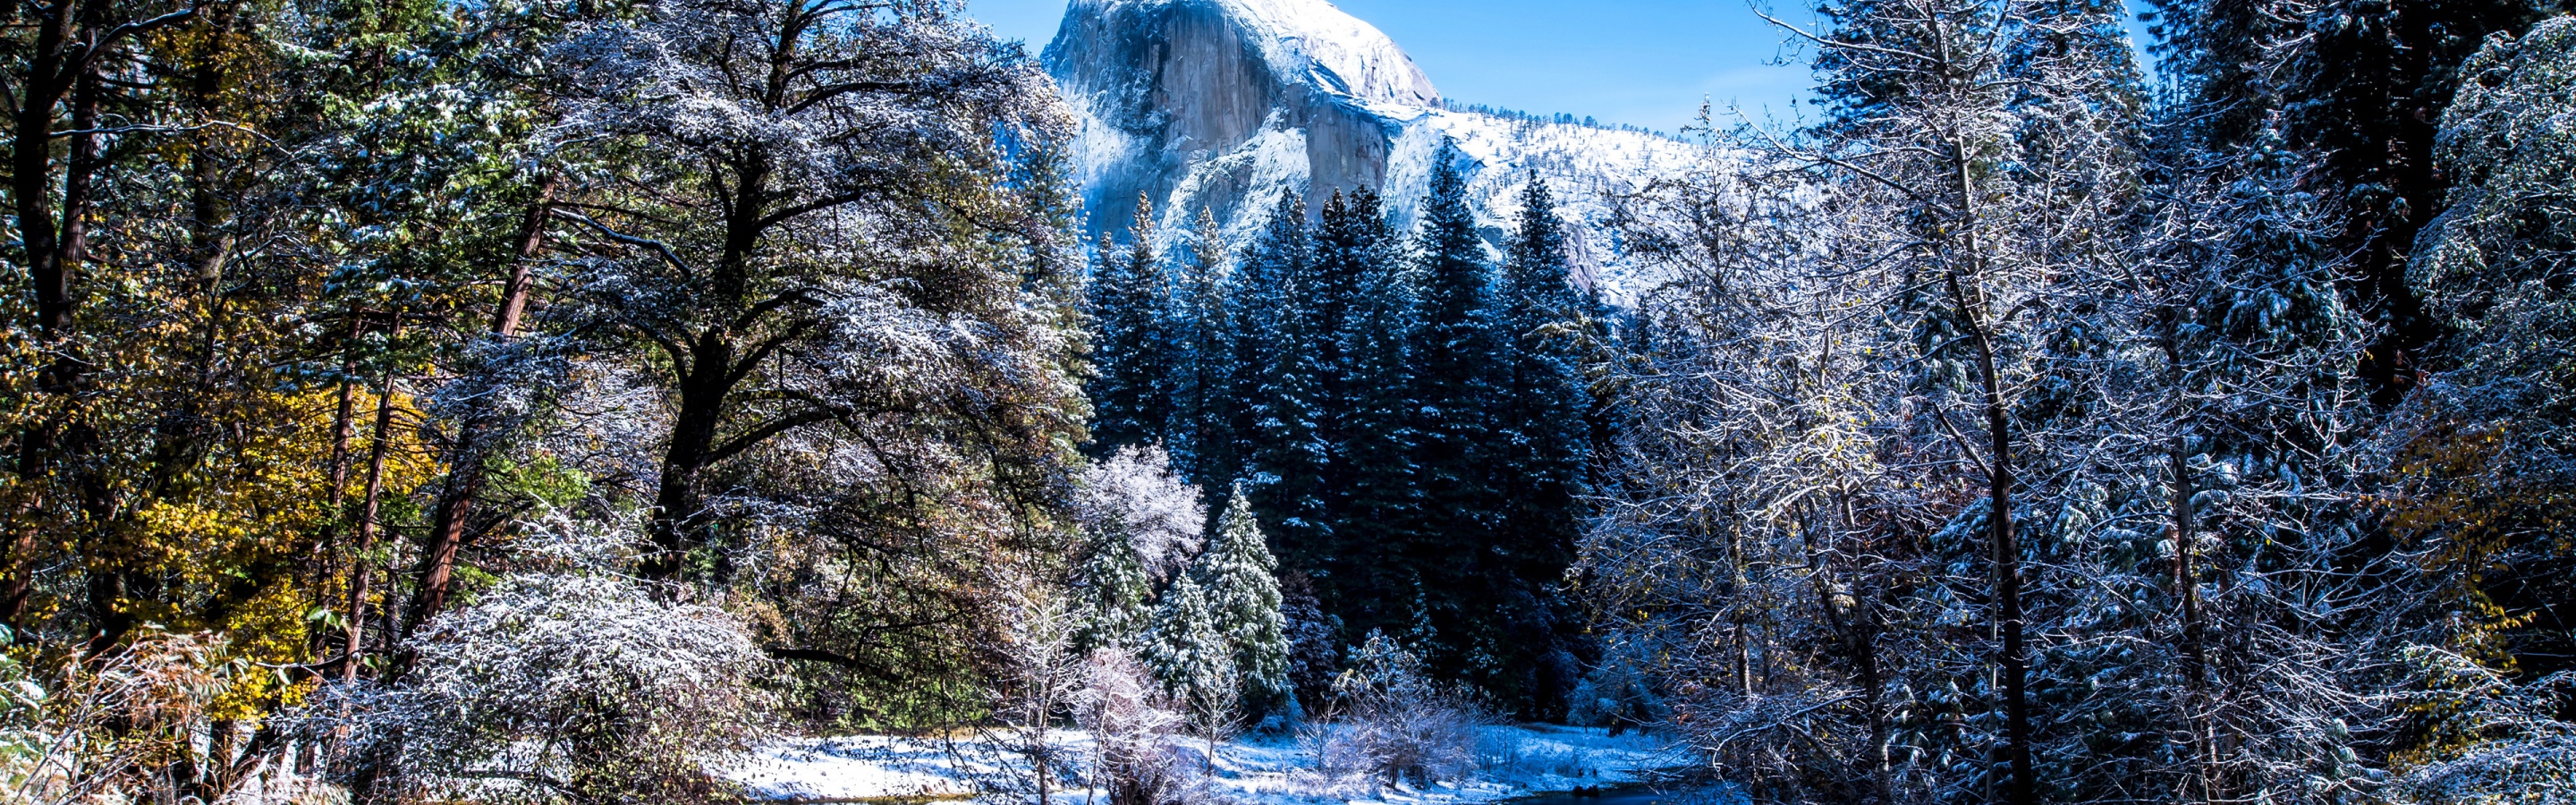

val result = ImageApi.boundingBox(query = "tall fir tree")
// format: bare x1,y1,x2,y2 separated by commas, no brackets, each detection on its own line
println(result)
1146,565,1237,733
1234,192,1329,566
1313,189,1408,605
1172,207,1238,487
1308,191,1370,501
1073,524,1154,655
1193,485,1293,720
1487,176,1592,713
1088,193,1174,452
1402,154,1512,693
1329,189,1424,640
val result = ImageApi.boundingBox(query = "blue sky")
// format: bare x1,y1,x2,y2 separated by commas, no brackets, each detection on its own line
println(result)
965,0,2157,136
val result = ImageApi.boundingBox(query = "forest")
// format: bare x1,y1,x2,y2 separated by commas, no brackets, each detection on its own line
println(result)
0,0,2570,803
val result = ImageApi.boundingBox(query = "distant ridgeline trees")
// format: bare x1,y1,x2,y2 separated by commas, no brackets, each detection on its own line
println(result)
1083,163,1609,716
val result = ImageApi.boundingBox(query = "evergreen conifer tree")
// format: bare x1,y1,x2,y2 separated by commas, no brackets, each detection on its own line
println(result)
1193,485,1293,721
1073,526,1154,654
1487,176,1591,712
1402,154,1509,688
1319,189,1415,614
1172,208,1237,487
1309,191,1372,496
1088,193,1174,452
1309,190,1411,598
1145,566,1236,738
1234,193,1328,563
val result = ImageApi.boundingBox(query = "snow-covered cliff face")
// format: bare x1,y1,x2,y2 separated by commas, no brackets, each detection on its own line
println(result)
1042,0,1692,300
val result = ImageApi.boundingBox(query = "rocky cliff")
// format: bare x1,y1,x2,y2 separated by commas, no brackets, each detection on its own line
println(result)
1042,0,1691,299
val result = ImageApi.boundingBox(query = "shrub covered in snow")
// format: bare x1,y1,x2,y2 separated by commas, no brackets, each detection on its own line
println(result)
1073,648,1198,805
326,573,772,804
1316,631,1484,787
2390,647,2576,804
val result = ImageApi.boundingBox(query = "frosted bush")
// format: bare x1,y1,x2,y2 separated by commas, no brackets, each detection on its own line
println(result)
1073,648,1196,805
2390,647,2576,804
329,573,772,804
1318,631,1482,787
1077,445,1205,580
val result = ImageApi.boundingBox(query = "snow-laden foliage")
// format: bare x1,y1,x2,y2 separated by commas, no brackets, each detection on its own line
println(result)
2374,20,2576,801
1074,524,1157,656
330,573,771,804
2390,647,2576,804
0,635,233,805
1318,631,1482,787
1144,572,1239,747
1078,445,1208,580
1072,445,1205,657
1191,487,1293,724
513,0,1091,728
1073,649,1196,805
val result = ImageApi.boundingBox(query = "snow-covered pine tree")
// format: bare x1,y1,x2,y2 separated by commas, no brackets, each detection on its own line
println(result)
1486,176,1590,712
1073,521,1154,654
1192,485,1292,723
1234,192,1329,565
1309,190,1371,520
1318,191,1380,575
1171,208,1238,487
1402,152,1510,697
1089,193,1175,453
1144,568,1238,753
1320,188,1419,631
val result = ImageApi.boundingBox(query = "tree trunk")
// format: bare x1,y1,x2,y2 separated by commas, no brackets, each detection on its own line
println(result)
345,362,401,682
2160,319,2214,803
2,0,86,641
1946,132,2033,805
643,343,732,584
407,178,556,631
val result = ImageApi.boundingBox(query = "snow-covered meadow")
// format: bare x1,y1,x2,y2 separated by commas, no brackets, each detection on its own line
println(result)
731,724,1693,805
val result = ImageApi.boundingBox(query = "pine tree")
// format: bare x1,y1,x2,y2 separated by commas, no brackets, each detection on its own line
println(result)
1171,208,1237,487
1073,524,1155,654
1496,177,1589,534
1319,188,1415,620
1402,154,1508,691
1192,485,1293,721
1309,190,1372,498
1487,176,1591,713
1234,192,1328,564
1409,155,1503,523
1087,193,1174,453
1145,567,1237,744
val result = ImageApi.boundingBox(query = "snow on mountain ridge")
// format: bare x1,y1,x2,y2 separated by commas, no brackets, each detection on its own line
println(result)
1043,0,1695,303
1215,0,1439,106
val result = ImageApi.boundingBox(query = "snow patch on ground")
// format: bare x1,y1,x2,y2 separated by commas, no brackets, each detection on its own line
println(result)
731,724,1692,804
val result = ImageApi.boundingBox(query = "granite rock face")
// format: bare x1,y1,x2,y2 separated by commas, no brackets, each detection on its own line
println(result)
1043,0,1691,299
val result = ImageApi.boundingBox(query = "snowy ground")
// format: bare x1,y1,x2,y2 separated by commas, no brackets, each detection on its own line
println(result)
730,724,1698,804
